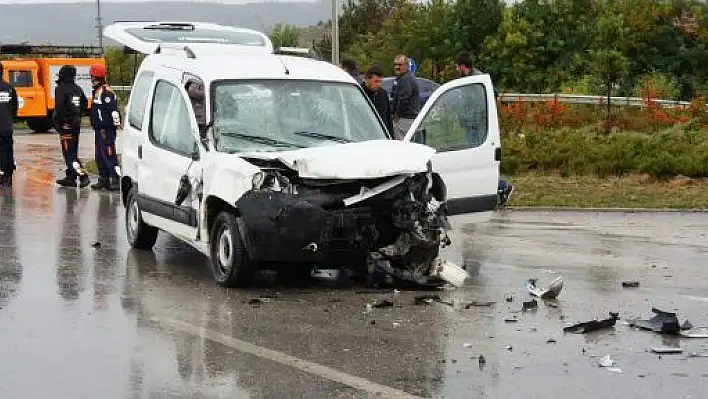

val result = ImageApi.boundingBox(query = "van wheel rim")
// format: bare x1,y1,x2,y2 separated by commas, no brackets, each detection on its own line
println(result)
217,227,233,273
128,200,139,239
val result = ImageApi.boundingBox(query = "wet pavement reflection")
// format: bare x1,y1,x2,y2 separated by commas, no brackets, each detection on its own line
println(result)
1,137,708,399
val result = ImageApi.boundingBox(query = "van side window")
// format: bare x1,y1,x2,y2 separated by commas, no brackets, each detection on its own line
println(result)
128,71,155,130
149,80,196,156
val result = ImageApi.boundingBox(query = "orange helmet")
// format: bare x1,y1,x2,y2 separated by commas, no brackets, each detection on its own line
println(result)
89,64,106,78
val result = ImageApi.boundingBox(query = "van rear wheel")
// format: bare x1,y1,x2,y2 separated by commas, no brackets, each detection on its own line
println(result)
26,117,54,133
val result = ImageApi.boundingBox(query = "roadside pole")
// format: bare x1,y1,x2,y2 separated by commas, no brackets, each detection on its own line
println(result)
331,0,339,65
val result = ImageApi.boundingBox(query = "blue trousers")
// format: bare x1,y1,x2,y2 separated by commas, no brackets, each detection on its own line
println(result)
95,127,119,180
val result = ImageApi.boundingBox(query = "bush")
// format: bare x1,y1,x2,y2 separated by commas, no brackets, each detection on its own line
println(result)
501,125,708,179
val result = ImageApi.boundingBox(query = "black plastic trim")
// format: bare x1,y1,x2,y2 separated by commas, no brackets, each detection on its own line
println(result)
137,194,197,227
443,194,498,216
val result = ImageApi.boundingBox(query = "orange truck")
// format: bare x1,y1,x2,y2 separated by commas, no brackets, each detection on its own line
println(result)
0,45,105,133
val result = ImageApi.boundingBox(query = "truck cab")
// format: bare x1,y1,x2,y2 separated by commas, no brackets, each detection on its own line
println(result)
105,21,501,288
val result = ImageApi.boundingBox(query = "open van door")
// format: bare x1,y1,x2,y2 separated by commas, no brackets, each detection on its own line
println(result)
402,74,500,221
103,21,274,55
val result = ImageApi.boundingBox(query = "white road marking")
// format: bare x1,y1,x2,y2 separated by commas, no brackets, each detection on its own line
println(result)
152,317,423,399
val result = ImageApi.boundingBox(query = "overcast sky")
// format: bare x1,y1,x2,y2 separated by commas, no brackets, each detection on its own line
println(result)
0,0,318,3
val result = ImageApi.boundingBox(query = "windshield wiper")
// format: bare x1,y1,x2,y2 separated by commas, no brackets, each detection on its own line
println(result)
219,132,304,149
292,130,352,143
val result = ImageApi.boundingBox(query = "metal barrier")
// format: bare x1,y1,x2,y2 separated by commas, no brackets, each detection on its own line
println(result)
111,86,692,109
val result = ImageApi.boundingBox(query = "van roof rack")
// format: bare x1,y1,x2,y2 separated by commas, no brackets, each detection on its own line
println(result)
0,44,104,57
154,44,197,59
274,46,315,58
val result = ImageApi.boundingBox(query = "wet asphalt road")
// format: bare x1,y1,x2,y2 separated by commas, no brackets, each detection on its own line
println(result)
1,132,708,399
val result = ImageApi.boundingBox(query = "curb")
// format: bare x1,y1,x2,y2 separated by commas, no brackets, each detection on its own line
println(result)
505,206,708,213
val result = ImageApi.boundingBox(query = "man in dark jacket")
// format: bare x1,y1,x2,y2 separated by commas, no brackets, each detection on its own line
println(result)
88,64,121,191
390,54,421,140
341,58,364,85
53,65,90,188
0,62,19,187
361,65,394,136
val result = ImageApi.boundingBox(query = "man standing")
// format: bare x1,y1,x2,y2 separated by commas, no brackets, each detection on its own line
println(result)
341,58,364,85
455,51,514,206
390,54,421,140
88,64,121,191
361,66,394,136
54,65,90,188
0,63,19,187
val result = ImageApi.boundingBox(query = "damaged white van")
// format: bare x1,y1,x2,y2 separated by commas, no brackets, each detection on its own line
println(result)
105,21,501,288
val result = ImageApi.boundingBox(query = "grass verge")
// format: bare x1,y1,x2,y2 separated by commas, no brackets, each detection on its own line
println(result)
508,172,708,209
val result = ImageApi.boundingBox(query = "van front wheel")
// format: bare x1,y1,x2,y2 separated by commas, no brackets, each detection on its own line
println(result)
210,211,254,288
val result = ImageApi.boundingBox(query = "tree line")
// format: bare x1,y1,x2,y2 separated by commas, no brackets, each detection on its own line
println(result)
103,0,708,101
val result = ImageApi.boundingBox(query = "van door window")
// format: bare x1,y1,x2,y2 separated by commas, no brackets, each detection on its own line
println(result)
415,83,488,152
150,80,196,156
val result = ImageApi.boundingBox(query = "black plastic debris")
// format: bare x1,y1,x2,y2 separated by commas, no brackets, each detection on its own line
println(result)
464,301,496,308
504,316,519,323
505,295,514,303
547,338,557,344
563,312,620,334
681,320,694,331
91,242,101,248
522,299,538,311
244,298,269,305
622,281,640,288
629,308,681,334
373,299,394,308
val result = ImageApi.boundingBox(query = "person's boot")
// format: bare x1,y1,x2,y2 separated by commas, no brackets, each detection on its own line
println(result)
107,177,120,192
0,173,8,188
91,178,109,190
56,176,78,187
79,174,91,188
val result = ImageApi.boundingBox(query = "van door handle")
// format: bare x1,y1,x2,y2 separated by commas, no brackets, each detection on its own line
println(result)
138,145,142,159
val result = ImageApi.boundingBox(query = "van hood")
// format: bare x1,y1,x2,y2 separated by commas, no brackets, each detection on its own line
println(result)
240,139,436,180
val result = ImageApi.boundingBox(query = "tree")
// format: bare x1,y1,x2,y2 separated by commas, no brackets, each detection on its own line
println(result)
270,23,300,48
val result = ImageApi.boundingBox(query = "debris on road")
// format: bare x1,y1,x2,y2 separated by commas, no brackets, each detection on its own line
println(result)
547,338,557,344
91,242,101,248
463,343,473,348
681,320,694,330
687,352,708,358
629,308,681,334
598,355,622,373
372,299,394,308
414,294,453,307
681,328,708,338
526,276,564,299
622,281,640,288
522,299,538,311
563,312,620,334
651,347,683,354
505,294,514,303
504,316,519,323
464,300,496,308
431,259,470,288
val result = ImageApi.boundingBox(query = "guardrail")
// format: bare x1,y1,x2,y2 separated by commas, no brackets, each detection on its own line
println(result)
111,86,691,109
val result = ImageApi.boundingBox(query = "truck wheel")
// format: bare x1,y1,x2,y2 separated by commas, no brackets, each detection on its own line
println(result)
26,117,54,133
125,186,159,250
210,211,254,288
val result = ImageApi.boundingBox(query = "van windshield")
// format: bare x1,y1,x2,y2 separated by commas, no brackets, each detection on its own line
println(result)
211,80,389,153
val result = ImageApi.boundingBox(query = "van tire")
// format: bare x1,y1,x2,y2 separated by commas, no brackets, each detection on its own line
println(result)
210,211,254,288
26,117,54,133
125,187,159,250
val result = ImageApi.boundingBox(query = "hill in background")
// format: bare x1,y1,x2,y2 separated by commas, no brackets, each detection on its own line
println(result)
0,1,332,46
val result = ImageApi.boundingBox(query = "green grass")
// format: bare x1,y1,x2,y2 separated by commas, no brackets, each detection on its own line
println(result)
508,172,708,208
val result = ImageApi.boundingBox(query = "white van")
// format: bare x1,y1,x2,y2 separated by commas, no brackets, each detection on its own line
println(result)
105,21,501,288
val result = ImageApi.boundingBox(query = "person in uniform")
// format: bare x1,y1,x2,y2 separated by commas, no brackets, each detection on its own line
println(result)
53,65,90,188
0,62,19,187
88,64,121,191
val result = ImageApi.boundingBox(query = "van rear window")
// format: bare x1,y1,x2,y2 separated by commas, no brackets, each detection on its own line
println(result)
124,27,266,47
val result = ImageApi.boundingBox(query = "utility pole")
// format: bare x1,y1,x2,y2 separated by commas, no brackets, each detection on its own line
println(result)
331,0,339,65
96,0,104,52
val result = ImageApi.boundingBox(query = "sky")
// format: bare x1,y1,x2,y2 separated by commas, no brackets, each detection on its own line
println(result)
0,0,318,3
